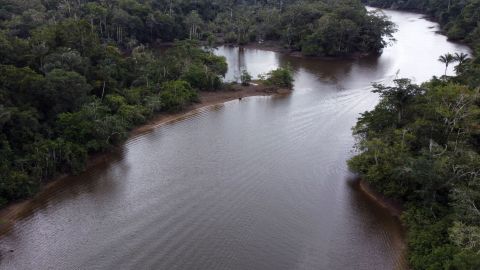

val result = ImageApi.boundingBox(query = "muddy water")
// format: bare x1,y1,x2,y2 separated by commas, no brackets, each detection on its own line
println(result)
0,8,470,270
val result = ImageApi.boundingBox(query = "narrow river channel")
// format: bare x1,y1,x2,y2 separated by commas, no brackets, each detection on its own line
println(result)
0,8,470,270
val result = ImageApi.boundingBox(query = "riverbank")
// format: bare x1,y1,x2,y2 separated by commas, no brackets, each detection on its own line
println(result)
0,82,291,236
132,82,291,136
356,179,403,218
220,41,374,60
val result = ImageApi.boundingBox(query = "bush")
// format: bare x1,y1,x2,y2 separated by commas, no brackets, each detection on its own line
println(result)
264,67,294,88
0,170,37,203
224,32,237,44
118,104,148,126
240,70,252,86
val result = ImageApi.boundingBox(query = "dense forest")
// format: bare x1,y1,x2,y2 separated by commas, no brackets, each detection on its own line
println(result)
0,0,396,56
0,0,394,207
350,1,480,269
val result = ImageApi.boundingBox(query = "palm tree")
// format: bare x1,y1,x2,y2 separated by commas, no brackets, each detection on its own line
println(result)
454,52,469,64
453,52,470,74
438,53,455,76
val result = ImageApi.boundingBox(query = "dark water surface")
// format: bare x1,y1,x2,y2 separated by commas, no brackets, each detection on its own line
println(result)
0,9,470,270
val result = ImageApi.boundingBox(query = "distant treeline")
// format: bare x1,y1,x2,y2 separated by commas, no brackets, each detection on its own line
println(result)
363,0,480,48
352,1,480,269
0,0,395,57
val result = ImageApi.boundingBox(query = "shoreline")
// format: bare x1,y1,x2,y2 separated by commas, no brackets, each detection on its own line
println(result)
220,42,375,60
131,82,290,136
0,82,291,236
356,178,404,218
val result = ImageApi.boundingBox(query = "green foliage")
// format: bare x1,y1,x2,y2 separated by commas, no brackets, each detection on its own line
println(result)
56,100,127,152
181,64,222,91
263,67,295,88
44,69,92,115
161,40,227,90
211,0,396,56
439,53,456,75
450,250,480,270
240,70,252,86
2,0,395,56
159,80,198,112
0,8,228,205
349,77,480,269
349,12,480,270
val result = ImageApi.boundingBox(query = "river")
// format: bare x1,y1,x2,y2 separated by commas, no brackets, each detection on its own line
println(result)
0,8,470,270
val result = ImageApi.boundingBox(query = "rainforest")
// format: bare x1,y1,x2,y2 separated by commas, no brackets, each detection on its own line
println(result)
0,0,479,269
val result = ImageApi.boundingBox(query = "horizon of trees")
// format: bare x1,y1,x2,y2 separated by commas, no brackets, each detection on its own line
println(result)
0,0,396,56
363,0,480,49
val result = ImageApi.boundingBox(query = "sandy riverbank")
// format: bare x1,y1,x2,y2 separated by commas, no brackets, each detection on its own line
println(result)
357,179,404,217
0,83,291,236
132,82,290,136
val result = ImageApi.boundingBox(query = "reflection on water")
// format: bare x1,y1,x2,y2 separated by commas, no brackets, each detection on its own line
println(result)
0,8,470,270
220,47,280,82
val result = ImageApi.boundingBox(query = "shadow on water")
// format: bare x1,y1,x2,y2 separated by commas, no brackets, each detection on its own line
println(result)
0,149,125,235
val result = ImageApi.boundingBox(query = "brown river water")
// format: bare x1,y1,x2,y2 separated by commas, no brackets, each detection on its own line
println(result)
0,8,470,270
